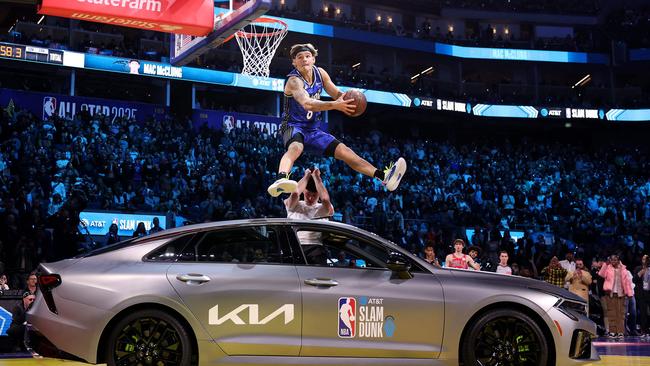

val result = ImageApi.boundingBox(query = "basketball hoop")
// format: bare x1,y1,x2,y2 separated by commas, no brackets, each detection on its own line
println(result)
234,17,288,78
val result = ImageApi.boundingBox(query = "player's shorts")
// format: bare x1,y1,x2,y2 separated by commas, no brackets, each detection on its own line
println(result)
282,123,340,157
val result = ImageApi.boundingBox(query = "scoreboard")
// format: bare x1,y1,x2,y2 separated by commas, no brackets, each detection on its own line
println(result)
0,43,24,59
0,42,63,64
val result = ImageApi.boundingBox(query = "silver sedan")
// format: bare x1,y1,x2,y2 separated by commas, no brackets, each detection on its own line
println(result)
28,219,599,365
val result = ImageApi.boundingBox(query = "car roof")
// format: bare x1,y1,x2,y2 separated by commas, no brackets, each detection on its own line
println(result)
143,218,372,239
81,218,398,257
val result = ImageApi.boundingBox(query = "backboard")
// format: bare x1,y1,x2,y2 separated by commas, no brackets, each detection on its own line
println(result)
170,0,271,66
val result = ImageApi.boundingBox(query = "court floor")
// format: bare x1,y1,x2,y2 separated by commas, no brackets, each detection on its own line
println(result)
0,337,649,365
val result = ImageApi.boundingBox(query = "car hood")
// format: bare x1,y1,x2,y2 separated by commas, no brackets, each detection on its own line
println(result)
444,268,585,303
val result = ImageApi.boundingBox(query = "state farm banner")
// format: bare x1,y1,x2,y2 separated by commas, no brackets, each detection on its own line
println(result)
0,88,168,123
38,0,214,36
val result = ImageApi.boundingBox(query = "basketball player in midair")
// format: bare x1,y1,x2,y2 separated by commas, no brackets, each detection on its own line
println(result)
267,43,407,197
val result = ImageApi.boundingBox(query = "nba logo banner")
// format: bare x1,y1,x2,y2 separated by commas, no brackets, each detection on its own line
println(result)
43,96,57,120
338,297,356,338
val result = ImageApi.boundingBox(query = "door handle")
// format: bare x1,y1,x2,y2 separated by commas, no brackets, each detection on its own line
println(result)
176,273,211,284
304,278,339,287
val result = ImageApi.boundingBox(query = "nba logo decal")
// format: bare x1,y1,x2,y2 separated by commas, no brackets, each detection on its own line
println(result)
43,97,57,120
338,297,356,338
222,115,235,132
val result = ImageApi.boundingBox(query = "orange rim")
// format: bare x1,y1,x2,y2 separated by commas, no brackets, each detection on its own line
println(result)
235,17,288,39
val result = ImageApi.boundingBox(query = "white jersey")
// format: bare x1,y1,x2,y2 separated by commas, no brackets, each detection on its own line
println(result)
286,201,330,220
286,200,332,245
496,264,512,275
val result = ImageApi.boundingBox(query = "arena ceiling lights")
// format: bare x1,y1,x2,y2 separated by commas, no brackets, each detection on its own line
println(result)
410,66,434,82
572,74,591,89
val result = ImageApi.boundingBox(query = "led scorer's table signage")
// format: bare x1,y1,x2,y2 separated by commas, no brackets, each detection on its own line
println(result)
79,211,166,236
0,41,647,121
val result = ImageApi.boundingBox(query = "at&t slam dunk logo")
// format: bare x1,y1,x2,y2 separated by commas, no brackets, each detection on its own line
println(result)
338,296,396,338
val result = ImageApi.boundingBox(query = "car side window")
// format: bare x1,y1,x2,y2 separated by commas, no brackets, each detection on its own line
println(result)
183,226,292,264
145,234,195,262
296,229,388,269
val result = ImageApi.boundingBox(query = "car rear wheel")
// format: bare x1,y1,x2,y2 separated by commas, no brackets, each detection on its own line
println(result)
461,309,549,366
106,309,192,366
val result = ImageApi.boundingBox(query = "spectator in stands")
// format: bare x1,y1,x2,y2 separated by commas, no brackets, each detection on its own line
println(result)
560,251,577,273
104,223,120,246
422,243,441,268
637,254,650,337
445,239,480,270
591,259,609,334
495,250,512,275
626,267,638,336
23,272,37,296
468,245,482,270
510,262,520,276
565,258,592,304
148,217,164,235
541,256,568,287
47,193,63,216
599,255,634,338
132,222,147,238
560,251,577,288
0,273,9,290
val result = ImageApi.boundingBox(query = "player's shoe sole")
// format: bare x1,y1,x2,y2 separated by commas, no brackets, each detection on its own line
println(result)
267,178,298,197
383,157,407,191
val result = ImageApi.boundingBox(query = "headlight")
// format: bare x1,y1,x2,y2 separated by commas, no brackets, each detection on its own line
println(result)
555,299,588,321
528,286,588,320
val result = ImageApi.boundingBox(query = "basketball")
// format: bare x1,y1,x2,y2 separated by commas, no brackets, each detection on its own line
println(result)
343,89,367,117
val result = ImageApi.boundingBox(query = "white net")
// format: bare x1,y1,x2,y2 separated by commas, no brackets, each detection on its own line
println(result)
235,18,288,78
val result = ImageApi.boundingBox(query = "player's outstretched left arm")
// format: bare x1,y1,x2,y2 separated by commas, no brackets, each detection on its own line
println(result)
312,168,334,216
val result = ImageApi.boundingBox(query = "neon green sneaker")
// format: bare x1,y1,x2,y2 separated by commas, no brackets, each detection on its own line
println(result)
382,157,407,191
267,177,298,197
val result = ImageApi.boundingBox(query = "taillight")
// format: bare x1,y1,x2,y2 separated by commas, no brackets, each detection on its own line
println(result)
38,274,61,289
37,274,61,314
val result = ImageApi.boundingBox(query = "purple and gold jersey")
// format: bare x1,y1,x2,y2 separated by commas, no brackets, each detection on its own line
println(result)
281,66,323,129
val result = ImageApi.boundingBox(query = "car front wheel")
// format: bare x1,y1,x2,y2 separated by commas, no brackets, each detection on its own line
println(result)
106,309,192,366
461,309,549,366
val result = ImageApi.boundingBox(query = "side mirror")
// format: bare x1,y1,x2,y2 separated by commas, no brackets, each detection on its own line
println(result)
386,252,413,279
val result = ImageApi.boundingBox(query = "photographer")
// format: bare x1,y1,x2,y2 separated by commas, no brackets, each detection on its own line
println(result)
7,292,35,351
